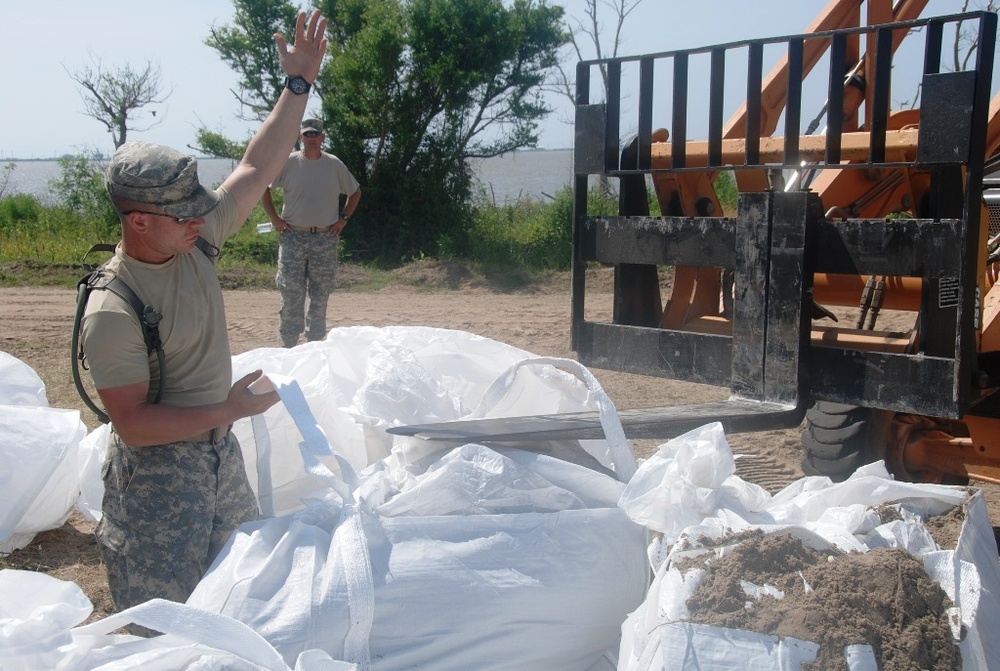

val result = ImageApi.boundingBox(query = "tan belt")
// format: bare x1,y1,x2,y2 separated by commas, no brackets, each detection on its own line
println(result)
189,425,233,444
286,225,331,233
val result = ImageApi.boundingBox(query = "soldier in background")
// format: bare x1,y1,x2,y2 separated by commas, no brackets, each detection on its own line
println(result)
262,117,361,347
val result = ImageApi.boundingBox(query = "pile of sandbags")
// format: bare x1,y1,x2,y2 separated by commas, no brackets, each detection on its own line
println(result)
5,328,1000,670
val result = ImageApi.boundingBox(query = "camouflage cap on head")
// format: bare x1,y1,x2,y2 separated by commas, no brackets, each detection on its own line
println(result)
300,118,324,134
105,141,220,220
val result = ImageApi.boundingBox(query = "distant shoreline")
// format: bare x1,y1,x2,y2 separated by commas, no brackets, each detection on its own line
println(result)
5,150,574,205
1,147,573,163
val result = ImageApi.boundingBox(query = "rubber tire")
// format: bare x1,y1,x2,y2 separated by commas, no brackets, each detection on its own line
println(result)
803,402,859,430
800,401,873,481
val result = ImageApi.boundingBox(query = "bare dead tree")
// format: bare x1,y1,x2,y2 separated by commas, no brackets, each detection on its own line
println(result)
547,0,644,197
898,1,998,108
65,55,172,149
548,0,645,106
952,0,999,71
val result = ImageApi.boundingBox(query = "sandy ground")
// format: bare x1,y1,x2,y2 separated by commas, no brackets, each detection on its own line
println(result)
1,277,998,623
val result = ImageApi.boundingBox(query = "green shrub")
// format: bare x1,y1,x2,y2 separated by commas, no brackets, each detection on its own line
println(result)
222,227,280,266
0,194,43,230
451,184,622,272
49,154,119,239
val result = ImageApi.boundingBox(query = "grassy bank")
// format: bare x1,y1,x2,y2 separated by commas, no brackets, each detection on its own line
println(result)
0,156,736,290
0,156,587,290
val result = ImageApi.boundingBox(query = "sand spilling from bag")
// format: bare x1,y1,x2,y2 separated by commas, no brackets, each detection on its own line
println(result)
684,531,961,670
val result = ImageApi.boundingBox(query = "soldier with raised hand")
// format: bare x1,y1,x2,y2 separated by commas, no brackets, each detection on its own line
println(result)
80,10,328,623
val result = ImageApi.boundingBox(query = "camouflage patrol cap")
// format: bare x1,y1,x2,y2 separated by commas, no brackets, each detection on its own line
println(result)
105,141,220,219
300,118,324,134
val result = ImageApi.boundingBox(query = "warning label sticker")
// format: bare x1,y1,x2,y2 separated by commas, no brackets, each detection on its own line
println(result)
938,277,960,309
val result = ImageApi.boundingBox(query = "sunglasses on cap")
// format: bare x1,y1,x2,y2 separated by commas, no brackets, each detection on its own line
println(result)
122,209,197,225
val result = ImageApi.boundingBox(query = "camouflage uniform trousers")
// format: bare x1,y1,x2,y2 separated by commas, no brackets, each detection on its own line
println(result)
95,429,258,625
276,230,340,347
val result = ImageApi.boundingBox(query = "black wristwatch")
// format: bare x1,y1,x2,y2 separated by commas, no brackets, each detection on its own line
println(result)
284,76,311,95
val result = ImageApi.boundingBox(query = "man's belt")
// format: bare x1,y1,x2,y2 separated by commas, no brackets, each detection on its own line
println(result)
190,424,233,444
286,225,331,233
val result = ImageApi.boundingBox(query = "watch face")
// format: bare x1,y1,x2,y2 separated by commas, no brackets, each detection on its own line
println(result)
288,76,310,95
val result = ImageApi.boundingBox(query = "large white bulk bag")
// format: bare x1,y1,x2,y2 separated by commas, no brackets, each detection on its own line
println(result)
0,352,86,553
75,422,112,522
76,327,537,521
617,423,1000,671
0,569,356,671
189,368,649,670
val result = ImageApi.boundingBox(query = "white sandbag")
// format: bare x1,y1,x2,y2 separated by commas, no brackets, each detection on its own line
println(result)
0,404,86,553
190,373,649,670
78,327,592,520
0,569,356,671
230,327,535,517
950,491,1000,671
618,422,768,540
617,422,1000,671
0,350,48,406
0,352,87,552
75,422,112,522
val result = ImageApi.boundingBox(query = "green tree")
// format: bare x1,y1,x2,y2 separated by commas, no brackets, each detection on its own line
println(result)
322,0,566,262
205,0,302,122
193,128,250,163
206,0,566,263
194,0,301,161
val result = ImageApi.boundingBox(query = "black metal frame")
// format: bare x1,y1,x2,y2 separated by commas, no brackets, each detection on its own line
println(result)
572,12,997,428
389,11,999,445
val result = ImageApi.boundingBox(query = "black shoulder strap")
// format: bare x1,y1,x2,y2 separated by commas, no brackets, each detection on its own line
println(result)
85,270,163,356
72,237,214,422
195,236,220,261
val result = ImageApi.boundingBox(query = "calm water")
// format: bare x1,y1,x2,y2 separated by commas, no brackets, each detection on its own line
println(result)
3,150,573,206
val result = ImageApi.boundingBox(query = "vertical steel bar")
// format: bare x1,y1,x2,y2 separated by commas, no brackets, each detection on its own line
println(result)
783,38,804,166
571,61,591,350
638,57,654,170
868,26,893,163
826,33,847,164
605,61,622,172
958,12,997,410
672,53,689,169
709,48,726,167
745,42,763,166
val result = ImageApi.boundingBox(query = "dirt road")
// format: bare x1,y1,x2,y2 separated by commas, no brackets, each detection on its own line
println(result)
1,279,996,622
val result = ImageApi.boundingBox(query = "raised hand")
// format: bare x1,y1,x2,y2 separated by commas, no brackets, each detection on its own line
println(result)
274,9,328,84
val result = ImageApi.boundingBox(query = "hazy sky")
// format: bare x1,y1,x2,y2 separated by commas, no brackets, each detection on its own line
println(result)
1,1,991,159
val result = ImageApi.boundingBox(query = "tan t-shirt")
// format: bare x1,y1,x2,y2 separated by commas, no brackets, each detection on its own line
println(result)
81,187,242,406
271,151,359,228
